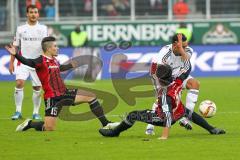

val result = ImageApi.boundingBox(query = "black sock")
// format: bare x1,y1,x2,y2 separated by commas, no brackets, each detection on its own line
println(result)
113,111,138,134
89,99,110,127
191,112,214,131
29,121,45,131
114,121,132,134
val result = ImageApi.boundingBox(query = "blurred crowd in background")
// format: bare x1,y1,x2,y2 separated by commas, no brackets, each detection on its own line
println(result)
12,0,240,19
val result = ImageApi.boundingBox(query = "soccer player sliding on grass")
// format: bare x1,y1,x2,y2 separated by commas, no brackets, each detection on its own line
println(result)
5,36,116,131
99,63,225,139
146,33,200,135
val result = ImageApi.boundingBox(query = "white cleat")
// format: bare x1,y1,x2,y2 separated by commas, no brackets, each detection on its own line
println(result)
145,124,155,135
16,119,31,132
179,117,192,130
103,122,120,129
145,128,155,135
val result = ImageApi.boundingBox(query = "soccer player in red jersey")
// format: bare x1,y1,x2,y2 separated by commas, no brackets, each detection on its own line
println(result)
5,36,115,131
99,64,225,139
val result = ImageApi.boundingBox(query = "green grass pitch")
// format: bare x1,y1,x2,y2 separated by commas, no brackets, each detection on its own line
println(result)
0,77,240,160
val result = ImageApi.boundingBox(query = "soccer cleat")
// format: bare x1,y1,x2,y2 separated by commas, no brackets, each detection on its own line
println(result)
103,122,120,129
32,114,42,120
11,112,22,120
16,119,32,132
145,128,155,135
99,128,119,137
179,117,192,130
145,124,155,135
209,128,226,135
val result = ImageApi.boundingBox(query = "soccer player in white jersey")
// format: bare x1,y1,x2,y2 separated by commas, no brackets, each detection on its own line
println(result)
9,5,48,120
146,33,200,135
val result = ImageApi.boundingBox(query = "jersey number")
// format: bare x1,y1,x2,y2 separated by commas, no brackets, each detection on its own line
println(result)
51,107,58,116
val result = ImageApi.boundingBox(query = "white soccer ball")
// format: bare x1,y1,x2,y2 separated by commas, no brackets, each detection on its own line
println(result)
199,100,217,118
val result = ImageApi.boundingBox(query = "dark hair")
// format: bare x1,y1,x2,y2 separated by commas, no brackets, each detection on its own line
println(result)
26,5,38,13
41,36,56,52
156,64,173,86
171,33,187,43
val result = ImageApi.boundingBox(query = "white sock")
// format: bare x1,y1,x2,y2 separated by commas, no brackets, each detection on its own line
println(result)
146,102,158,130
32,89,41,114
186,89,199,114
14,88,24,113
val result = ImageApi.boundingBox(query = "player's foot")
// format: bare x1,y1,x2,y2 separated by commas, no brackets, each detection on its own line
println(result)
11,112,22,120
99,128,119,137
179,117,192,130
32,114,42,120
145,128,155,135
103,122,120,129
145,124,155,135
209,128,226,135
16,119,32,132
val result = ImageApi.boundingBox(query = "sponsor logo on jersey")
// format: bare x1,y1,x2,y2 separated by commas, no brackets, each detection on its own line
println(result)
22,37,42,41
48,66,59,69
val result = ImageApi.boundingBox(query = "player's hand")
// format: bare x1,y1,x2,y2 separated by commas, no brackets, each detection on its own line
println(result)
176,33,183,50
172,33,183,53
9,62,14,74
5,44,16,55
70,59,79,68
158,136,168,140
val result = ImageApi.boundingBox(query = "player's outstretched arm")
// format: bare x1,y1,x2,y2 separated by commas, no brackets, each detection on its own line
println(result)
8,45,18,74
5,44,41,68
158,96,172,140
59,62,75,72
9,54,16,74
59,58,79,72
59,63,73,72
159,127,170,140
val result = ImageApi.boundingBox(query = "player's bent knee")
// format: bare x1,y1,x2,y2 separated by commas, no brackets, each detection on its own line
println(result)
192,79,200,89
187,79,200,90
44,117,56,131
44,125,55,131
16,80,25,88
33,86,41,91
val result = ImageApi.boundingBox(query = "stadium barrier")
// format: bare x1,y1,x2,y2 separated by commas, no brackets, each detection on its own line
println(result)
0,45,239,81
48,21,240,47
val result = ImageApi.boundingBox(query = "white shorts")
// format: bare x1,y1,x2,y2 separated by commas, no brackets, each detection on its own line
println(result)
182,75,193,89
15,65,41,86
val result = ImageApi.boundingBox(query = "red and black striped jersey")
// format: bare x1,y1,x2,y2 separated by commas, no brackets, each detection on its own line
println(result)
155,79,185,127
15,54,73,99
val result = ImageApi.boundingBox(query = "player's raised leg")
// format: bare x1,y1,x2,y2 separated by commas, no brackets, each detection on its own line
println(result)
99,109,163,137
190,111,226,134
74,89,112,127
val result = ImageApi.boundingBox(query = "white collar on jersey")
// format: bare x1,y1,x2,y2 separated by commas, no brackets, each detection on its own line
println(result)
42,54,53,60
26,21,39,26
